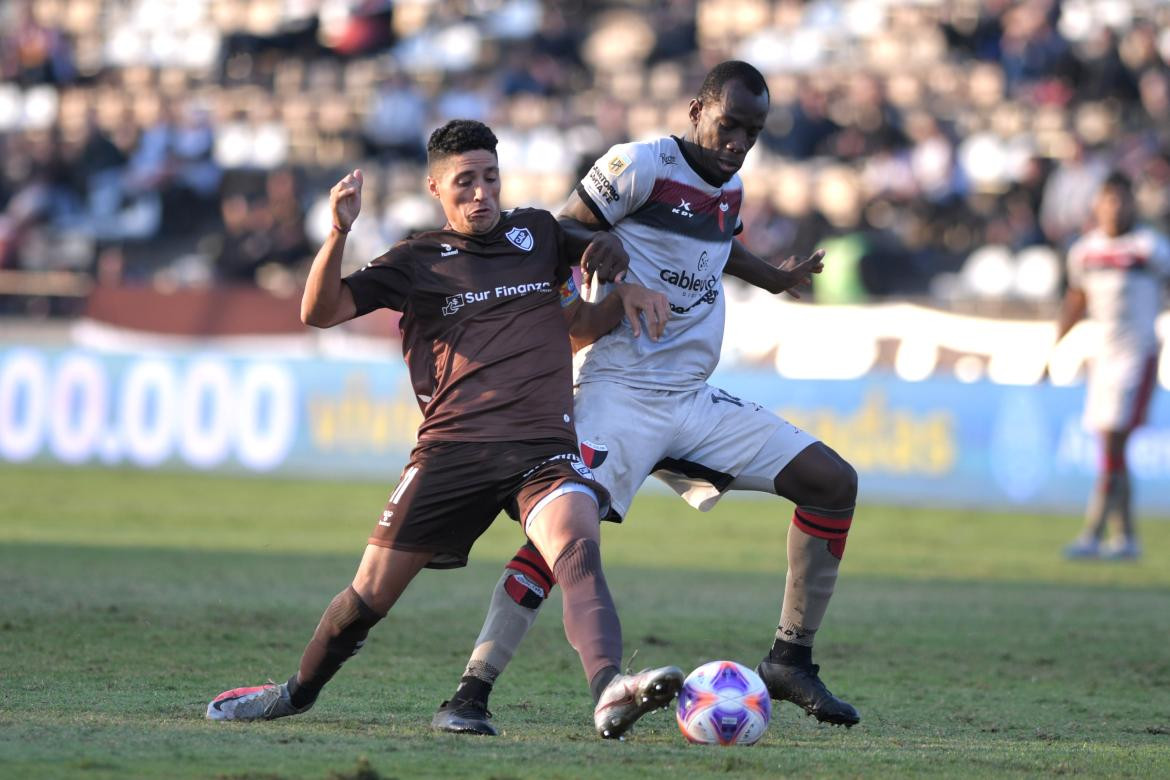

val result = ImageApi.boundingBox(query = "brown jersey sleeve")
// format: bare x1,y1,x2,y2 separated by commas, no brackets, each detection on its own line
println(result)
547,211,574,287
342,243,414,315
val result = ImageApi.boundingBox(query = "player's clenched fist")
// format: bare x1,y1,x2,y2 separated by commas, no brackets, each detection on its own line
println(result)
331,169,364,232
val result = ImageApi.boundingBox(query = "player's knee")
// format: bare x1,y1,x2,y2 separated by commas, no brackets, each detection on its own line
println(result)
778,446,857,509
320,586,384,653
550,537,603,585
834,458,859,507
503,542,556,609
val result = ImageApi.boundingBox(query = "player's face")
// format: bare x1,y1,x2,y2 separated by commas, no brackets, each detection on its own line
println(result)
428,150,501,235
1093,186,1133,237
688,80,769,184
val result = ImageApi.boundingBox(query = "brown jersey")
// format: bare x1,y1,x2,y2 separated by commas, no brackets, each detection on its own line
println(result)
342,207,579,444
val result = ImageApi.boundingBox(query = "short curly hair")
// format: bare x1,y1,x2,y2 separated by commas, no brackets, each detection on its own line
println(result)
427,119,498,169
697,60,769,104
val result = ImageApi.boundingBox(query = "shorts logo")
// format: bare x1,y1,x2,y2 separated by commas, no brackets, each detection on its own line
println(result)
506,227,534,252
580,440,609,469
378,510,393,527
572,458,596,480
710,388,762,411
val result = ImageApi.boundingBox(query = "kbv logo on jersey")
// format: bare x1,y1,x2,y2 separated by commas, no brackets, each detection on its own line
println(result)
672,199,694,218
580,440,609,468
505,227,534,251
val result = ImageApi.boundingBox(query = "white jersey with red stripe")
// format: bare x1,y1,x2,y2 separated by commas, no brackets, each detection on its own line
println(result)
1067,225,1170,431
572,136,743,391
1067,225,1170,359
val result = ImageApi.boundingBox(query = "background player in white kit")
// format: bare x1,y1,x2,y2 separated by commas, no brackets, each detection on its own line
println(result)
1057,173,1170,561
433,61,862,736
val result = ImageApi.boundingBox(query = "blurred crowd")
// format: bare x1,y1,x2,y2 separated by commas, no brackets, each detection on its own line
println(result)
2,0,1170,316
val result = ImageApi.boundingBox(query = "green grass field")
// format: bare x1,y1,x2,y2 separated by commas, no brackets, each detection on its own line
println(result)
2,466,1169,779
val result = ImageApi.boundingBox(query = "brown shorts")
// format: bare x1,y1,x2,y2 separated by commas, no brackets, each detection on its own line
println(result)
368,438,612,569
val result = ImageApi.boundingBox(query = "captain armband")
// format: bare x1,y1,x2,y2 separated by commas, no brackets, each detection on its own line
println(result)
558,275,580,308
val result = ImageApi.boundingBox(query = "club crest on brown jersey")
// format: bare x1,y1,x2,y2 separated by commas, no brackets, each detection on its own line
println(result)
505,226,534,251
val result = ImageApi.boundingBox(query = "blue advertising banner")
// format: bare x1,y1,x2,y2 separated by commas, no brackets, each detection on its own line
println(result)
1,346,1167,515
711,368,1170,515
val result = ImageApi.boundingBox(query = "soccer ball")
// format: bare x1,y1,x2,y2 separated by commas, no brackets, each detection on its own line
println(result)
676,660,771,745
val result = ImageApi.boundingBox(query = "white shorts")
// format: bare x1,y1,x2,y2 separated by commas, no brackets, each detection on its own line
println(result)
572,380,818,519
1084,351,1159,433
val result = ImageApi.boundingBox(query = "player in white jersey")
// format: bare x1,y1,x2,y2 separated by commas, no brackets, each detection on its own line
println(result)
1056,174,1170,560
432,61,861,736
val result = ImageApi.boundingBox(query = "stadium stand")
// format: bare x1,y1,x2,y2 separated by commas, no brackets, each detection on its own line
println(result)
1,0,1169,326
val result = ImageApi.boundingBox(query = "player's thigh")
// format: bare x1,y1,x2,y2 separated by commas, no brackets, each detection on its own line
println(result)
523,489,602,567
657,387,815,510
368,442,506,570
572,380,675,519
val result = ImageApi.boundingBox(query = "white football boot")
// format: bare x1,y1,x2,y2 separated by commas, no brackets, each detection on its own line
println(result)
593,666,684,739
206,682,311,721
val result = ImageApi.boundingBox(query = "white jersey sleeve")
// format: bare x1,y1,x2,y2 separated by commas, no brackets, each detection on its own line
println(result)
575,142,657,228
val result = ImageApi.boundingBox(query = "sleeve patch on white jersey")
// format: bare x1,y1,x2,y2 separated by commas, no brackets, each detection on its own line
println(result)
607,153,632,176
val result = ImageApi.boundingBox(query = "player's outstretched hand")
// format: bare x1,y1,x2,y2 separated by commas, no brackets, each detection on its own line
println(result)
581,232,629,286
772,249,825,299
616,282,668,341
331,169,363,232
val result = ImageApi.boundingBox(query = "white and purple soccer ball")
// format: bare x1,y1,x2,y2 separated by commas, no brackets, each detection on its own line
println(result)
676,660,771,746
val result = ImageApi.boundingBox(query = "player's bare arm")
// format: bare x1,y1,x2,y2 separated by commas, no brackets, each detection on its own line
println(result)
558,191,628,285
301,170,363,328
724,241,825,299
1054,285,1087,344
563,281,668,352
1045,284,1088,381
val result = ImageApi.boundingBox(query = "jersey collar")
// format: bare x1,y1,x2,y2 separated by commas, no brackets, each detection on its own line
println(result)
670,135,727,190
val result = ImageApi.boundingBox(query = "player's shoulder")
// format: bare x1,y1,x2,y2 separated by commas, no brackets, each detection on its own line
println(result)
502,206,555,225
500,206,560,239
358,236,420,269
601,136,676,174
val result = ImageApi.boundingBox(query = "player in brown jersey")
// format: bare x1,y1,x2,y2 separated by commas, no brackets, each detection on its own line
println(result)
205,120,680,739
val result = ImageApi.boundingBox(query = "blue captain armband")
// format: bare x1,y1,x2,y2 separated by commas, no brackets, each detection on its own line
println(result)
558,275,580,308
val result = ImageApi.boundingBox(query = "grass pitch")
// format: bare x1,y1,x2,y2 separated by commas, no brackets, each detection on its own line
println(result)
1,466,1169,779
